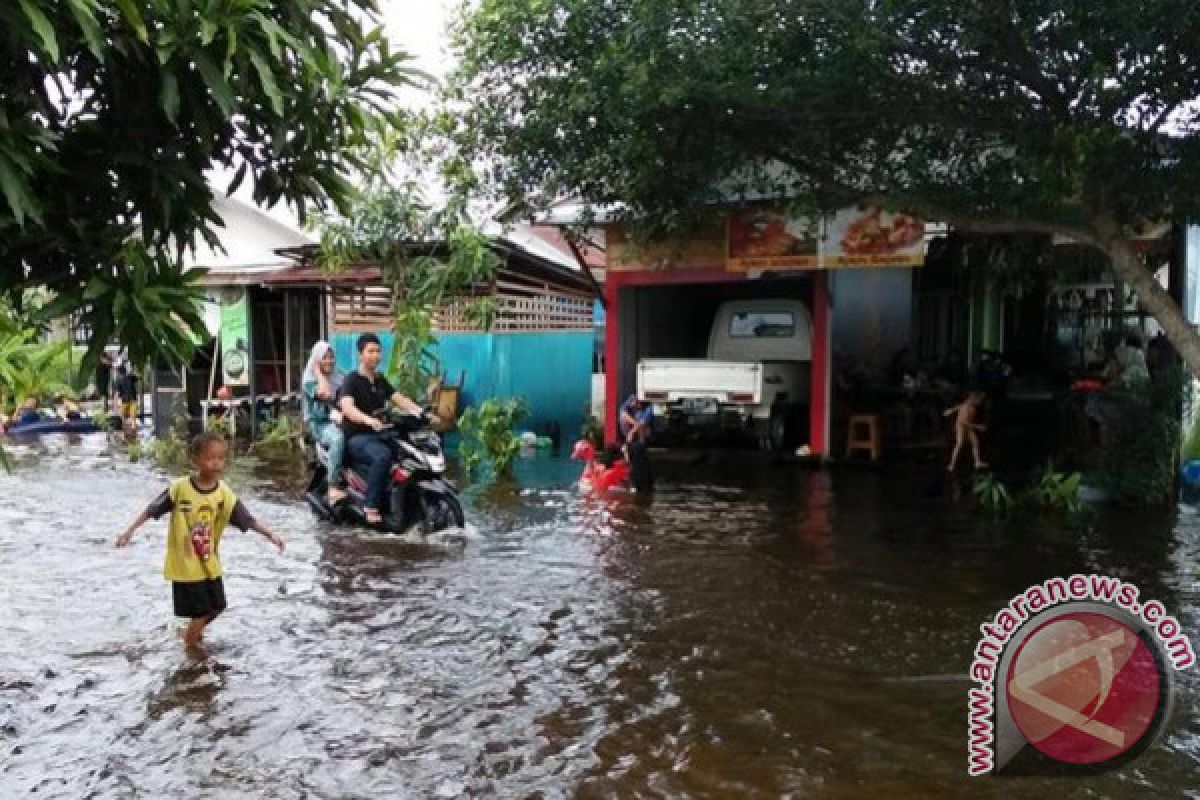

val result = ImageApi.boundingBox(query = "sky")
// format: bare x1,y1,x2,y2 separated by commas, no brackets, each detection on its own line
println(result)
386,0,457,85
213,0,458,233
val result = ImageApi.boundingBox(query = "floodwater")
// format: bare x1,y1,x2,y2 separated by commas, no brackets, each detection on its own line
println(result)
1,436,1198,798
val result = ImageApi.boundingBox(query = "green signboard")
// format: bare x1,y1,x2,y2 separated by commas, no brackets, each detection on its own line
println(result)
220,289,251,387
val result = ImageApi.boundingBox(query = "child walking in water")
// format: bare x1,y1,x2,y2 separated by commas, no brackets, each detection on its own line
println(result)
115,432,284,648
945,391,989,472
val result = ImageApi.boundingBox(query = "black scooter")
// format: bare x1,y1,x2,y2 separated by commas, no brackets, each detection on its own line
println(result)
305,409,465,534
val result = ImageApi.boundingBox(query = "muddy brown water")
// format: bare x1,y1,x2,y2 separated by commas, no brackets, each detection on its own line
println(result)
1,436,1198,798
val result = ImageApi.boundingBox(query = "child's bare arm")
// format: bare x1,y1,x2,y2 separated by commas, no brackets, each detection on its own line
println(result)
231,501,284,553
115,509,151,548
251,518,285,553
116,489,171,547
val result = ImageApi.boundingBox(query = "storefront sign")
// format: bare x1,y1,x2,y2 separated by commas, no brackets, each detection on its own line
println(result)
727,206,927,271
219,289,251,387
727,210,819,271
822,207,927,267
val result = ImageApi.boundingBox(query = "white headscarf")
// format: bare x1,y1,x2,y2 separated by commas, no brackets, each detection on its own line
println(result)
303,341,342,389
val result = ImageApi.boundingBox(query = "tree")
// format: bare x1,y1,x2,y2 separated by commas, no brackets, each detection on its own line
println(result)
317,133,502,397
1,0,414,370
451,0,1200,376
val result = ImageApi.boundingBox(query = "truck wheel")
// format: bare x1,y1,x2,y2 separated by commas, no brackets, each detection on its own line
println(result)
768,406,789,452
768,404,803,453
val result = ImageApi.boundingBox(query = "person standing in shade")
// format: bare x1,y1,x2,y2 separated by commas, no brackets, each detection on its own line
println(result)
95,352,113,412
619,394,655,493
116,364,140,428
338,333,426,526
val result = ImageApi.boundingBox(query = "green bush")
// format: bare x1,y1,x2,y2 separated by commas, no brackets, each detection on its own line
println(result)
1182,406,1200,464
1030,462,1084,514
206,414,234,439
151,433,188,470
581,413,603,447
1100,367,1185,505
0,329,75,411
972,473,1014,516
972,465,1084,518
458,397,528,480
250,415,304,460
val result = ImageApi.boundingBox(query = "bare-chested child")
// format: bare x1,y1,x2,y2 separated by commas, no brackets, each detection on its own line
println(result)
945,391,988,472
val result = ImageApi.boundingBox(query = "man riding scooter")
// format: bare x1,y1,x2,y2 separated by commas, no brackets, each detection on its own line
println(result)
338,333,431,526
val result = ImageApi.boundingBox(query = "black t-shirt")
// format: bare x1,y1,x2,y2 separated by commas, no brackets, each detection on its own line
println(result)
339,371,395,438
117,372,138,402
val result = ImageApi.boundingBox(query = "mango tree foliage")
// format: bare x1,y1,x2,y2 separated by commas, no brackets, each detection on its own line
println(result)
0,0,415,371
452,0,1200,376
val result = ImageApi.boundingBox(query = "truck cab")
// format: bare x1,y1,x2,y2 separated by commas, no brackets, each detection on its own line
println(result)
637,298,812,451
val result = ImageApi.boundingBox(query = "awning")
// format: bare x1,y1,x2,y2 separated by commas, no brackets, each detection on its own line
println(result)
197,265,382,288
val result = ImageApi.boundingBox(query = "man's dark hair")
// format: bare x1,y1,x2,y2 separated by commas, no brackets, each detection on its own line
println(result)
190,431,229,459
357,332,382,352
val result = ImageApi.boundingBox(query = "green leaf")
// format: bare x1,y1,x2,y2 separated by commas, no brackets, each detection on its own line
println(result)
83,274,110,301
200,19,218,47
66,0,106,59
18,0,58,61
114,0,148,43
194,52,236,118
0,155,38,227
34,291,85,324
226,162,248,195
161,71,180,124
248,51,285,116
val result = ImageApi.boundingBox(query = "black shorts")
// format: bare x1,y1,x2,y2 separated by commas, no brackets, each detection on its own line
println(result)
172,578,227,619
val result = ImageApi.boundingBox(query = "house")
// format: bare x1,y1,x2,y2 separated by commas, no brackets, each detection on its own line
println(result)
262,228,599,441
542,204,931,456
542,203,1192,465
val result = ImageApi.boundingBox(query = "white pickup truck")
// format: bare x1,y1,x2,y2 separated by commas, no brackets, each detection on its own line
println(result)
637,298,812,451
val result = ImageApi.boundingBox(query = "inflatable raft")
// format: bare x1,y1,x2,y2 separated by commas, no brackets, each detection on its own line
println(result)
4,416,113,436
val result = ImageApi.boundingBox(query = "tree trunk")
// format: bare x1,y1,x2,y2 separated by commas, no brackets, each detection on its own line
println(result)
1103,233,1200,379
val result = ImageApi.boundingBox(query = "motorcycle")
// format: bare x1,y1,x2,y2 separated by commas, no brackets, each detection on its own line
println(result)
305,409,465,534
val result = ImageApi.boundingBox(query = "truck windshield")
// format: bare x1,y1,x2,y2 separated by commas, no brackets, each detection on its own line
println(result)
729,311,795,338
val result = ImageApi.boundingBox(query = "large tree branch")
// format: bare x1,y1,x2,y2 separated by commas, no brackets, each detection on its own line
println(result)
858,193,1099,245
992,1,1073,117
761,145,1101,245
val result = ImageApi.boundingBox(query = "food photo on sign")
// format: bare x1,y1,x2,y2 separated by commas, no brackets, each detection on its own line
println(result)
727,210,819,270
823,206,927,266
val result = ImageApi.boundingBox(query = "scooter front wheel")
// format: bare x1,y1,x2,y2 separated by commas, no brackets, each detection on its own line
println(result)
418,490,465,535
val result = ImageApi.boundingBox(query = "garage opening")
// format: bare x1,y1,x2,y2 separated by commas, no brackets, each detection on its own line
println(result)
615,276,816,449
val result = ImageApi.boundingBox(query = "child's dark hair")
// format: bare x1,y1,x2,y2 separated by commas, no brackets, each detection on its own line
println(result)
357,332,382,352
189,431,230,459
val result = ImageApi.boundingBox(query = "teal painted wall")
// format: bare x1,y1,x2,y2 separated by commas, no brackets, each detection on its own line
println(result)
330,331,592,438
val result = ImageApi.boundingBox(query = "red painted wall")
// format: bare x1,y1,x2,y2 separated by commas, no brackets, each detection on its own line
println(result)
810,272,830,456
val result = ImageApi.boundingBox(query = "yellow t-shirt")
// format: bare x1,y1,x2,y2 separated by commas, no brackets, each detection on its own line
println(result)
154,477,239,582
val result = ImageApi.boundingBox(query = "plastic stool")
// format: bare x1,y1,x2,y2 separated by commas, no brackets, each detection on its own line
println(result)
846,414,881,461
